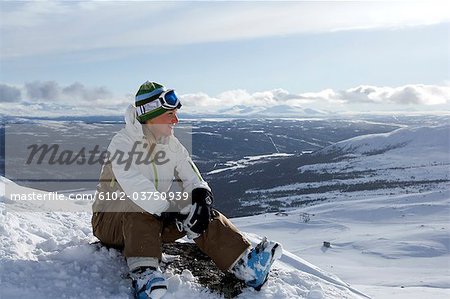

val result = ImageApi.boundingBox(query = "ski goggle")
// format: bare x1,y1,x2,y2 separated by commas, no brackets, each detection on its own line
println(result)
136,88,182,119
158,89,181,109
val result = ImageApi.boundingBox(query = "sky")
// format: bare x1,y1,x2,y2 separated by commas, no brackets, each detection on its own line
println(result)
0,1,449,117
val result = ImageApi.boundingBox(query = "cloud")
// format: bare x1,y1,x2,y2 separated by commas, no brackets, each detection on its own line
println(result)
181,88,308,113
24,81,113,104
0,81,129,117
62,82,112,103
180,84,450,114
339,84,450,105
1,82,448,117
0,84,22,102
25,81,60,101
1,1,449,58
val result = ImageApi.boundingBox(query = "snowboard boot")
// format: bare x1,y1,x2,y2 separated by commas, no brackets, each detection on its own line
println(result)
231,237,283,290
130,266,168,299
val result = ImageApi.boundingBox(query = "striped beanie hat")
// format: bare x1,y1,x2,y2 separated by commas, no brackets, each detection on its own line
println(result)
135,81,181,123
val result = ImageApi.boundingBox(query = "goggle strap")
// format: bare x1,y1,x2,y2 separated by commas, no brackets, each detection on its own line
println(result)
137,100,161,116
136,98,180,117
135,87,166,105
137,107,167,123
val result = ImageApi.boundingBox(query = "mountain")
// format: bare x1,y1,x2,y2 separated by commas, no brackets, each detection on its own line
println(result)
252,105,329,117
318,125,449,158
217,105,265,115
296,124,450,185
182,105,329,118
204,124,449,217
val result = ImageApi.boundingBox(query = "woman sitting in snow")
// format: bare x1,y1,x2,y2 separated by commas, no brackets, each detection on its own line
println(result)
91,81,282,299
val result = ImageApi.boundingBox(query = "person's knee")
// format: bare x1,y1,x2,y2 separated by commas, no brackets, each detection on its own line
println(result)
92,212,125,248
123,212,162,231
122,212,164,258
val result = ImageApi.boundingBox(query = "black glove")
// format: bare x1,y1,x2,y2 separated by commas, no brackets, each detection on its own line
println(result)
160,211,187,224
183,188,214,236
160,194,193,223
192,188,214,206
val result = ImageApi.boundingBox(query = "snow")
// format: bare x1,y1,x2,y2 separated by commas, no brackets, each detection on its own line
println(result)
208,153,294,175
1,124,449,298
311,125,450,174
233,187,450,299
0,177,366,299
324,125,449,155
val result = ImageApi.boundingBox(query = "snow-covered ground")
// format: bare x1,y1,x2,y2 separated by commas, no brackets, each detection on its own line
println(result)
1,178,448,298
0,176,367,299
233,186,450,299
1,124,449,298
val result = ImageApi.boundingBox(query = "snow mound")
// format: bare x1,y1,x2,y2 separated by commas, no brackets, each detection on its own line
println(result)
297,125,450,180
320,125,449,158
232,188,450,299
0,178,368,298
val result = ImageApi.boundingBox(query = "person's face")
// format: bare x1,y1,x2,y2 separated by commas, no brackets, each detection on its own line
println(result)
145,110,179,138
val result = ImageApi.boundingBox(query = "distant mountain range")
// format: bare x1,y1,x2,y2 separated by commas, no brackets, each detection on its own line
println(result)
215,105,329,117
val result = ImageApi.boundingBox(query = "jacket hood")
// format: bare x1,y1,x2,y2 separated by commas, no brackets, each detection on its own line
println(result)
124,104,144,139
123,104,163,145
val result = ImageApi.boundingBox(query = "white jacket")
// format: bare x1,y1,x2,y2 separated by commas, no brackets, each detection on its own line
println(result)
98,104,210,215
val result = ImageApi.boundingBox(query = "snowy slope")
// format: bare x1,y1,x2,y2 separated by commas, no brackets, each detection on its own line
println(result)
316,124,449,169
0,177,367,299
270,124,450,193
233,186,450,299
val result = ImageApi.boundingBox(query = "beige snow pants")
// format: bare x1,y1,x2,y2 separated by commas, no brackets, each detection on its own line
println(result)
91,210,251,271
